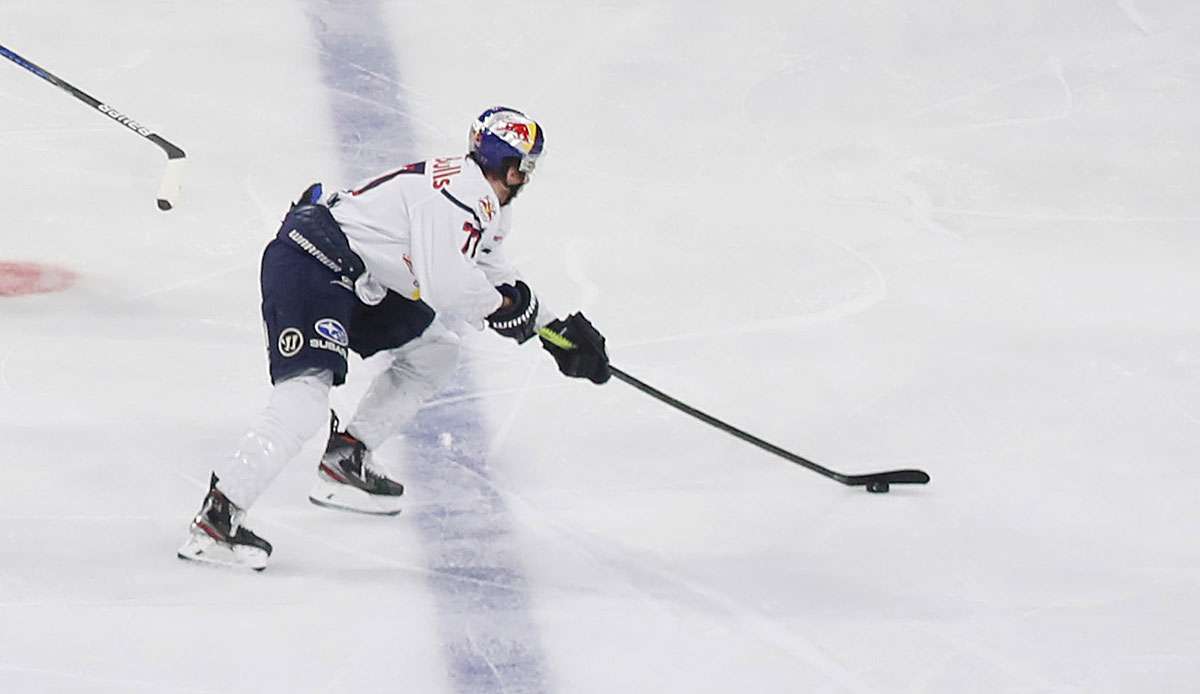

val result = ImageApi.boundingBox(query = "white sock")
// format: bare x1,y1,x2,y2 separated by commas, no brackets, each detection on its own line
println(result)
348,320,460,451
216,370,333,509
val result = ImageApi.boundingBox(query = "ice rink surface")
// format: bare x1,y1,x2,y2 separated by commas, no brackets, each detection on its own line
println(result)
2,1,1199,692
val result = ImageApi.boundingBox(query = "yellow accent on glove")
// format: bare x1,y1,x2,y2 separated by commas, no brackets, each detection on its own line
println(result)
537,326,575,350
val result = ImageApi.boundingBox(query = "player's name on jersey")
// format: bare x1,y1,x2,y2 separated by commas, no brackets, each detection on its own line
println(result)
432,157,462,189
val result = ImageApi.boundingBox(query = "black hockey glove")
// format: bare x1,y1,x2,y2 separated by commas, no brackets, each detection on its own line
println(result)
539,312,610,384
487,280,539,343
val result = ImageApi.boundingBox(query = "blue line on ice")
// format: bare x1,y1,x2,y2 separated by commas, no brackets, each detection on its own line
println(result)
304,3,550,692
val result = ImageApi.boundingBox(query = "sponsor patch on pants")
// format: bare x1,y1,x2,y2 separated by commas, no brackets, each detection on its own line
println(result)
315,318,349,346
279,328,304,357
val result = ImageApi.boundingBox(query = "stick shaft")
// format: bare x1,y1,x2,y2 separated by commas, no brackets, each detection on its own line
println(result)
537,327,930,488
609,366,848,481
0,43,185,160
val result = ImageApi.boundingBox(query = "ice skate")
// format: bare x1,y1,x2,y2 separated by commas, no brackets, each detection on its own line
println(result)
177,474,272,571
308,413,405,516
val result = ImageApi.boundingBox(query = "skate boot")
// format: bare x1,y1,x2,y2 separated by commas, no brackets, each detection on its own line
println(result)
308,412,405,516
177,474,272,571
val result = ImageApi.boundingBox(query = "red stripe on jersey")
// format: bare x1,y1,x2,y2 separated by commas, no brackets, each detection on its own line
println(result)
352,161,426,196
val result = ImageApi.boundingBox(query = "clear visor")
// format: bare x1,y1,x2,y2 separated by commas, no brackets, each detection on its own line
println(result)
518,155,539,174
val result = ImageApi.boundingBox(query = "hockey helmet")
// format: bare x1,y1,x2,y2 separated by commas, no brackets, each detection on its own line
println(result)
469,106,545,175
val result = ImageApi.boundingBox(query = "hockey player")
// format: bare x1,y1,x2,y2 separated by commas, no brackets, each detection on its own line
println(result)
178,107,610,570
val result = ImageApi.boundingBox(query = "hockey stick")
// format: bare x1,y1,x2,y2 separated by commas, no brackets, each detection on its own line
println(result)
0,43,186,211
539,327,930,493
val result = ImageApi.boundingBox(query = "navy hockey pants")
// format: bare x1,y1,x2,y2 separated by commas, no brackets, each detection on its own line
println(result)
260,201,435,386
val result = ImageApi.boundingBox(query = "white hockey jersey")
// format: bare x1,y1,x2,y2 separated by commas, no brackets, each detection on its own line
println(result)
327,155,521,327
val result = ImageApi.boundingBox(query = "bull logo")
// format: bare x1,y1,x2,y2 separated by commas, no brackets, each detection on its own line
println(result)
502,122,531,142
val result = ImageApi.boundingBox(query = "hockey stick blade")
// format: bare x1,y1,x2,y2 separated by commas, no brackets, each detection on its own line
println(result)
154,140,187,211
841,470,931,487
1,44,186,211
537,326,931,493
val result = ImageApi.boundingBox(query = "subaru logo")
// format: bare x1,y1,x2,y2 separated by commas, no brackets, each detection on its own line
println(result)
314,318,349,346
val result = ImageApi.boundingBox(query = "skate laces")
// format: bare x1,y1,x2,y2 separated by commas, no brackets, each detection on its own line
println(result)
347,438,390,483
198,487,243,536
361,450,392,482
330,434,363,475
227,506,245,535
331,433,389,484
327,413,394,485
217,490,247,534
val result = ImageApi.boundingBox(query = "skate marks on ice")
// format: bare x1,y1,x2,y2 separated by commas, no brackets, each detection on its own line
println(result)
901,55,1075,134
749,5,1200,242
301,2,552,692
396,386,879,693
497,490,887,694
0,662,223,694
303,0,432,179
609,233,889,353
1116,0,1157,36
401,370,551,694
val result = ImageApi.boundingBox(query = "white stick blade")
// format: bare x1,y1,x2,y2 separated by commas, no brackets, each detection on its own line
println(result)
156,156,186,211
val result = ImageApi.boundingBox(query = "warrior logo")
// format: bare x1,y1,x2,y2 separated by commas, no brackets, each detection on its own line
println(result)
278,328,304,357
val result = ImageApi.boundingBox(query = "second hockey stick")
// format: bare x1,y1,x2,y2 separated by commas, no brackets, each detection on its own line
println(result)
539,327,930,493
0,43,186,211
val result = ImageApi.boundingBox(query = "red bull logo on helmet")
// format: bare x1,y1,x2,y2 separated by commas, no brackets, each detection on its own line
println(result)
502,122,531,143
490,112,538,154
470,106,545,174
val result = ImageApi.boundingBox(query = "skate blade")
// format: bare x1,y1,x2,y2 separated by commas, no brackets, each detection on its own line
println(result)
177,531,269,571
308,477,403,516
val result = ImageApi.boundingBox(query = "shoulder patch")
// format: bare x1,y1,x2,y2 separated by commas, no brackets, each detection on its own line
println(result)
477,196,497,223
